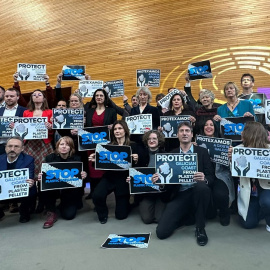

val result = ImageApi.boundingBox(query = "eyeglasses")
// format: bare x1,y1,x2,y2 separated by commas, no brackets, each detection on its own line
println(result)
242,78,252,82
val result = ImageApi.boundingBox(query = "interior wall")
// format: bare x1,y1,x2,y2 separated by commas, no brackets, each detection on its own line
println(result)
1,0,270,106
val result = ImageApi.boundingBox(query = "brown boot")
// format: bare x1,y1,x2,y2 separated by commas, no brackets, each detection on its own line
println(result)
43,212,57,229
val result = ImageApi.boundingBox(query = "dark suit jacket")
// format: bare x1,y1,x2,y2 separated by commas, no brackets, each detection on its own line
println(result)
162,145,215,201
0,152,36,195
0,105,27,117
130,104,160,129
85,107,117,127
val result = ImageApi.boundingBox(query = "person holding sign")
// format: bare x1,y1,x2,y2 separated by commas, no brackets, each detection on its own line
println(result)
23,90,54,213
213,82,255,122
89,120,138,224
0,137,36,223
152,122,215,246
198,118,234,226
138,130,167,224
162,93,196,151
85,89,117,199
130,86,160,131
38,136,87,229
229,122,270,232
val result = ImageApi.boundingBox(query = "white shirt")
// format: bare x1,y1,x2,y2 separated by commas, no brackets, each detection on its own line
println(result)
3,104,18,117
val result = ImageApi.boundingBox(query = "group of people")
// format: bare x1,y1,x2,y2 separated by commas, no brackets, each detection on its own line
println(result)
0,72,269,247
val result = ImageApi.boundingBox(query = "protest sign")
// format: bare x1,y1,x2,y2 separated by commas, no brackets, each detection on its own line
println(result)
158,89,182,109
220,116,255,141
101,233,151,249
78,126,110,151
265,99,270,124
62,65,86,80
41,162,83,191
232,147,270,180
95,144,131,171
129,167,160,194
12,117,48,140
136,69,160,87
188,60,212,81
240,93,266,114
104,79,124,98
0,168,29,200
160,115,191,138
196,135,231,166
125,114,152,134
17,63,46,81
155,153,197,184
52,108,84,129
0,117,18,137
78,80,104,97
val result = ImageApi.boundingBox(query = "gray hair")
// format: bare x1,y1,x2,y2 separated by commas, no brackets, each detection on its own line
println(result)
199,89,215,102
6,136,24,146
136,87,152,103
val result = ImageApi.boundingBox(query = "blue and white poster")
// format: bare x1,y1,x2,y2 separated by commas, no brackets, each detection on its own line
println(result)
155,153,197,184
62,65,86,81
104,79,124,98
52,108,84,129
158,88,182,109
160,115,191,138
0,117,17,137
17,63,46,81
41,162,83,191
95,144,132,171
188,60,212,81
78,126,110,151
0,168,29,200
12,117,48,140
265,99,270,124
136,69,160,87
232,147,270,180
196,135,232,166
220,116,255,141
101,233,151,249
78,80,104,97
240,93,266,114
129,167,160,194
125,114,152,134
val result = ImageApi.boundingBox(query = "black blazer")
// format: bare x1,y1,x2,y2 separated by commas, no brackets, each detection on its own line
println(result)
85,107,117,127
130,104,160,129
162,145,215,201
0,105,27,117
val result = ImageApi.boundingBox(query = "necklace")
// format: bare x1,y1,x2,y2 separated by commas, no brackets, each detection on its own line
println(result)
227,99,239,111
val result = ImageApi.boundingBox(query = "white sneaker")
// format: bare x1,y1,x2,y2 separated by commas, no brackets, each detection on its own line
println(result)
266,225,270,232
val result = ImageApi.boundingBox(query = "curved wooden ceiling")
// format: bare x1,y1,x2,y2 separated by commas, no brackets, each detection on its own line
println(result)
1,0,270,105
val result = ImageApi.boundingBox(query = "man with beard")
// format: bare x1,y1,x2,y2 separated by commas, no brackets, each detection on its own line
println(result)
0,137,36,223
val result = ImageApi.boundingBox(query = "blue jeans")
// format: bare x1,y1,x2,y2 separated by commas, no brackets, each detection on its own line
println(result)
239,187,270,229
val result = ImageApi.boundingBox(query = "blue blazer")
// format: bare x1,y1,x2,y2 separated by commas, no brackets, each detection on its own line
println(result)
0,105,27,117
0,152,36,195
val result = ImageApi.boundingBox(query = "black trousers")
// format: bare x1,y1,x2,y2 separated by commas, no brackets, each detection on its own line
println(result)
156,182,211,239
43,188,82,220
92,178,130,220
212,179,230,217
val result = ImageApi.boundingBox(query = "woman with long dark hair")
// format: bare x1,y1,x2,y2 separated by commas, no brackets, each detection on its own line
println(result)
89,120,138,224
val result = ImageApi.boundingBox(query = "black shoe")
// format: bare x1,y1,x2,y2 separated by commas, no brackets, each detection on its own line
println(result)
99,217,107,224
19,215,30,223
195,227,208,246
220,214,230,226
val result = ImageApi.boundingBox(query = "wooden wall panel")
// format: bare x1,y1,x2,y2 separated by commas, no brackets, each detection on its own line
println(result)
0,0,270,106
